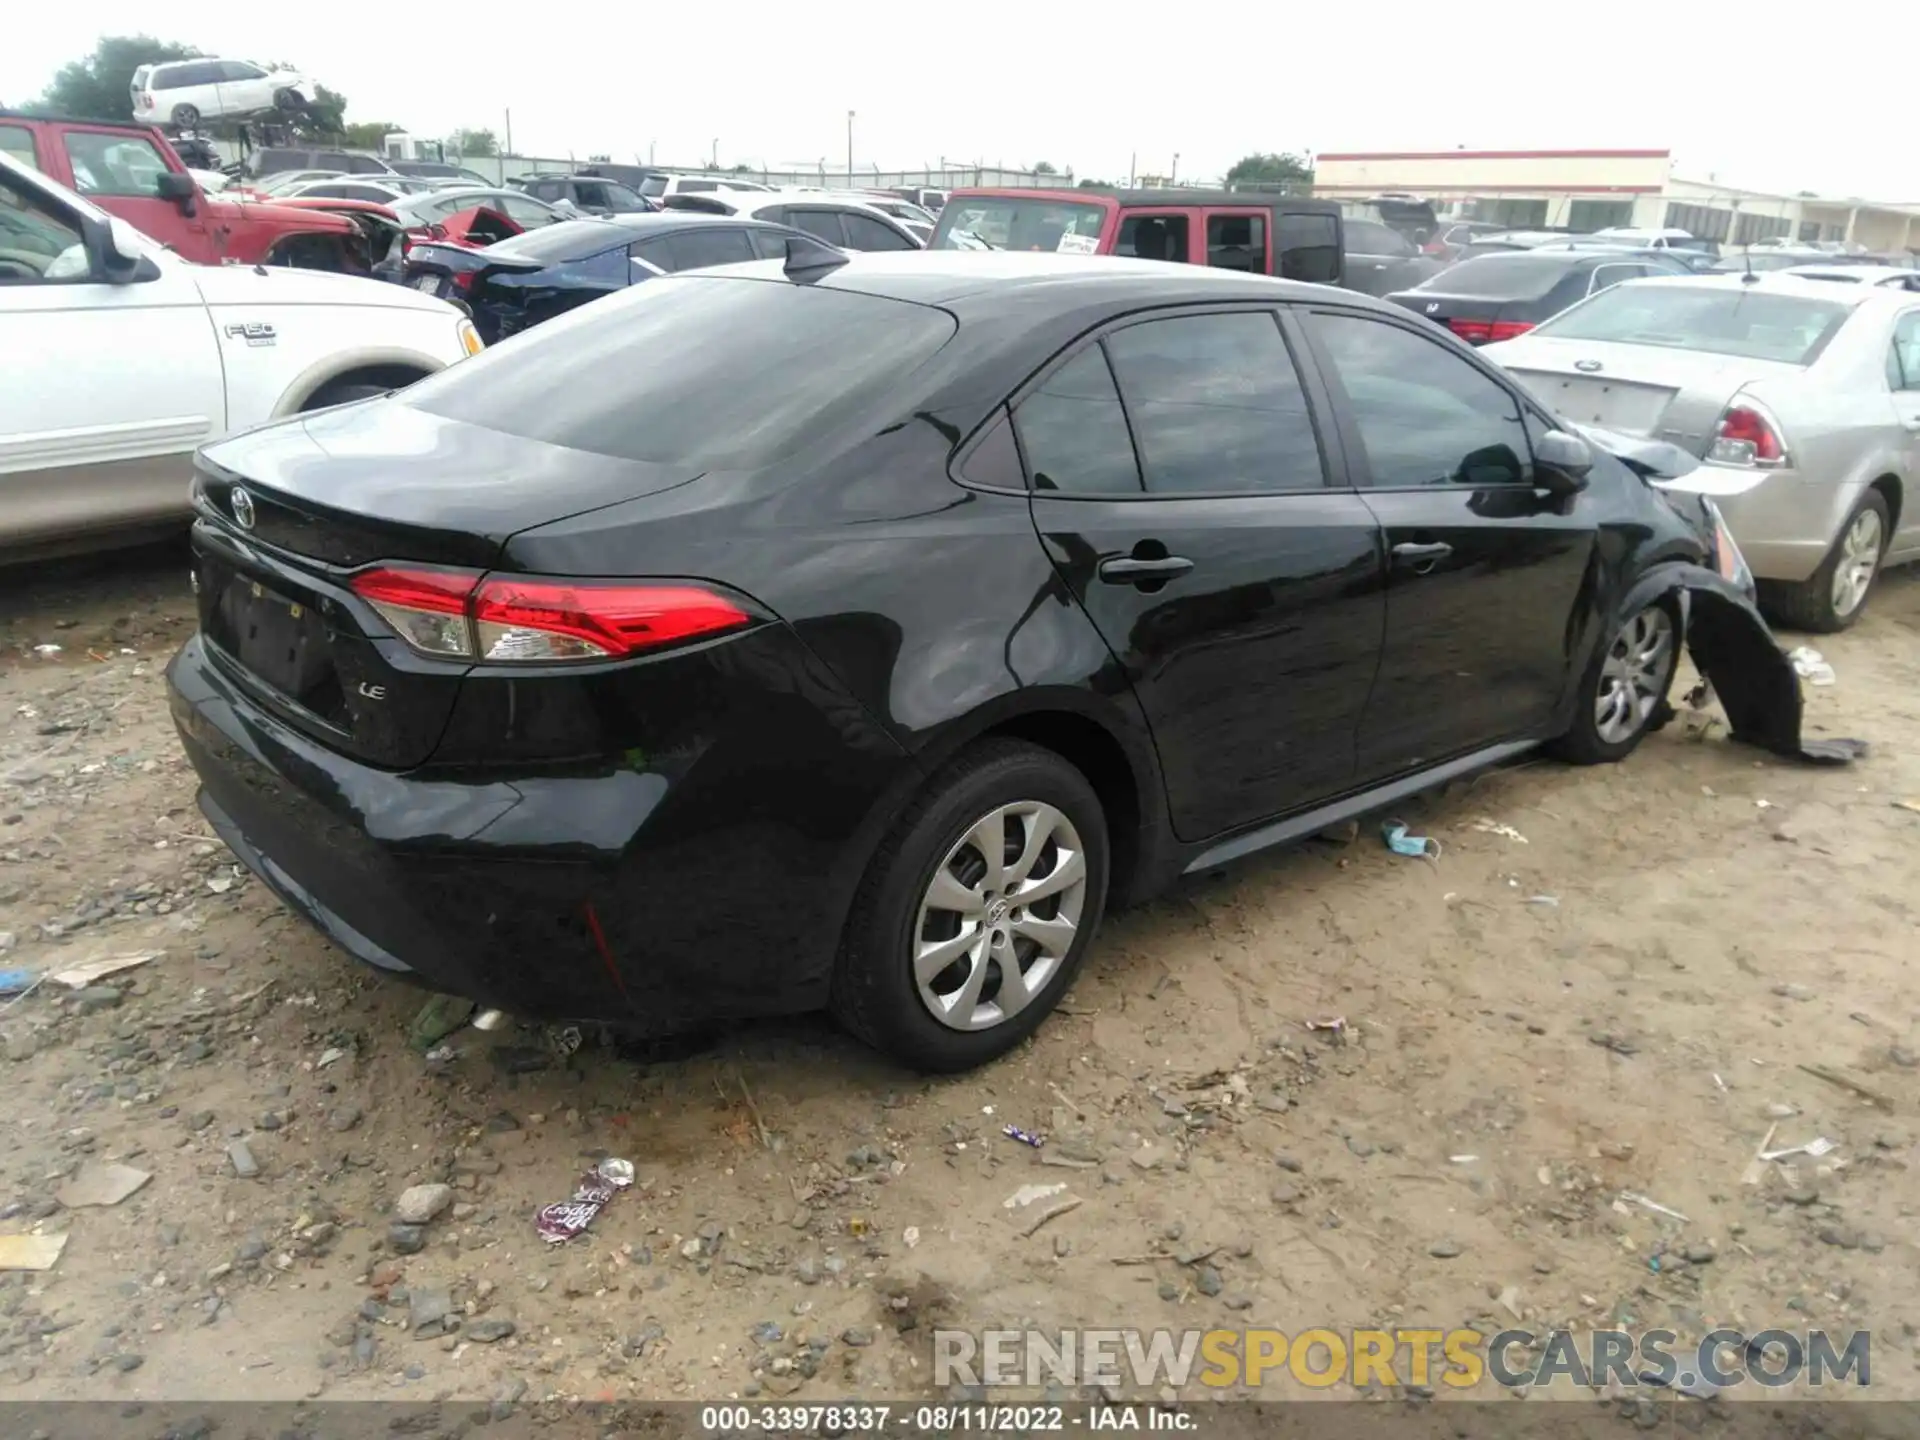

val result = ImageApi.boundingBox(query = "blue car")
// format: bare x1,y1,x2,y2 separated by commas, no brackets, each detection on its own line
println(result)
401,212,844,343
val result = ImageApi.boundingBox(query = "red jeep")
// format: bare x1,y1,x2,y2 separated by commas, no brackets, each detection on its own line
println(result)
930,187,1346,287
0,112,361,270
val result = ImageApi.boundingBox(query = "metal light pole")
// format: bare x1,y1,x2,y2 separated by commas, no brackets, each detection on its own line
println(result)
710,138,719,169
503,109,512,157
847,110,855,186
1171,152,1180,184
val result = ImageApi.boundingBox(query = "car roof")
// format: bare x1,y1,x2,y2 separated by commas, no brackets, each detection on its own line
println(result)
698,249,1375,311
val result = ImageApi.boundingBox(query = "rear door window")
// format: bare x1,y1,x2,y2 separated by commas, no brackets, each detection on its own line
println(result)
573,182,611,209
843,213,915,250
790,209,849,245
1116,214,1190,263
403,278,957,470
1012,346,1143,494
630,238,675,273
1347,220,1412,258
663,227,756,271
1890,313,1920,390
1206,213,1267,273
0,125,40,173
1276,211,1341,284
1104,311,1325,495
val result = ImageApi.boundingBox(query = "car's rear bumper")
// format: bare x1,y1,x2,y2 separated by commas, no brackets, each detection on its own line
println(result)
1676,464,1859,584
166,630,914,1030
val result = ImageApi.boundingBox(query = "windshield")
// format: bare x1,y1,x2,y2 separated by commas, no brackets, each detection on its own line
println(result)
1534,284,1851,364
404,277,957,469
931,197,1106,253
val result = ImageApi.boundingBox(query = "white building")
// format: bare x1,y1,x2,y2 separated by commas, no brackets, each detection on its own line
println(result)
1312,148,1918,252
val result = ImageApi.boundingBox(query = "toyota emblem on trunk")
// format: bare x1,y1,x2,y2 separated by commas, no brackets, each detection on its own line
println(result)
1574,359,1603,373
231,487,256,530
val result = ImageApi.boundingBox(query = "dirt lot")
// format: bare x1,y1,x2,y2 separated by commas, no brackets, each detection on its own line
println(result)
1,542,1916,1411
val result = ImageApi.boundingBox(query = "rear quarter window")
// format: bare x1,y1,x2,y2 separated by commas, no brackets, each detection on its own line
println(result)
402,278,957,470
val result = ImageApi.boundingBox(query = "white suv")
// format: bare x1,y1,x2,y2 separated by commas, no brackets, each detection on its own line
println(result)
0,154,482,562
131,59,314,129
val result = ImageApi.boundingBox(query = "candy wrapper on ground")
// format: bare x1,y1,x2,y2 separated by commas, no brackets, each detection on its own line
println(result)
536,1157,635,1243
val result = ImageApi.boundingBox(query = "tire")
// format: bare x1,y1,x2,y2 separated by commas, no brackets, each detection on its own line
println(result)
1551,600,1680,765
170,104,201,129
274,88,306,112
831,740,1110,1073
1759,490,1889,634
300,382,392,412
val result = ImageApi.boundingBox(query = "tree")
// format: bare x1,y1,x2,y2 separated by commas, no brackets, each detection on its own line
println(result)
40,35,201,121
1077,178,1110,189
1225,151,1313,188
453,128,497,158
1032,160,1058,175
340,120,402,149
291,83,349,139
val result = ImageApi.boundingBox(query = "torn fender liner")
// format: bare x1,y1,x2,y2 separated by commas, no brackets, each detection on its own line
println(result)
1680,575,1868,767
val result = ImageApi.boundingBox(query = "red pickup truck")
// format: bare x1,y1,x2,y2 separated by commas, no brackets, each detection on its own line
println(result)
0,112,362,270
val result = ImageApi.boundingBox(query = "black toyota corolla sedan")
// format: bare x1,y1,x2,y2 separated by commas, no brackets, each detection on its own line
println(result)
168,250,1794,1073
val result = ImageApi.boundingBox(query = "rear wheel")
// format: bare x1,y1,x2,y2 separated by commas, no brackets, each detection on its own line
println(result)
832,740,1109,1073
1552,601,1678,765
274,88,306,112
1761,490,1888,634
170,103,200,128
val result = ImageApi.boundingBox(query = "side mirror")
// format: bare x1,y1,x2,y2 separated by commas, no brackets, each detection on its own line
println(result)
79,214,160,285
155,170,199,212
1535,428,1593,495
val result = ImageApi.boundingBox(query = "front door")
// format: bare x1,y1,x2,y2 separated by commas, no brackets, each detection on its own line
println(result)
0,167,224,552
1019,306,1385,842
57,126,211,259
1296,306,1597,778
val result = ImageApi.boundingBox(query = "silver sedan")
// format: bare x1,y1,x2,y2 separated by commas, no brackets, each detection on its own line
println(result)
1483,274,1920,631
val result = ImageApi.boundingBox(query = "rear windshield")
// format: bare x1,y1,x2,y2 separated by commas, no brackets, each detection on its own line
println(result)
1534,284,1851,364
403,276,958,469
932,197,1106,253
1426,254,1577,300
638,175,667,197
483,219,631,263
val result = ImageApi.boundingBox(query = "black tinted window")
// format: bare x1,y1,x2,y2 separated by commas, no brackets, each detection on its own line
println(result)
573,183,610,208
664,228,756,271
1013,347,1142,495
404,280,955,470
1277,212,1340,283
1207,214,1266,273
1310,313,1529,488
843,213,915,250
1104,312,1324,495
1347,220,1410,257
630,238,675,272
790,210,848,245
680,180,718,193
958,411,1025,490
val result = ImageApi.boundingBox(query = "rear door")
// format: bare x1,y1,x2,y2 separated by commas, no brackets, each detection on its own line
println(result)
1275,207,1343,285
1296,307,1597,778
1018,306,1385,841
660,226,757,271
841,212,917,251
1113,207,1196,265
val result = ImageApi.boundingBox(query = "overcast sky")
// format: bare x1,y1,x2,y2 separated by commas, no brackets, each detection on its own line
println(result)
2,8,1906,200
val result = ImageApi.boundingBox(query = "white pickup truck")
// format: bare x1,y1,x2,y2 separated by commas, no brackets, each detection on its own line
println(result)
0,152,483,563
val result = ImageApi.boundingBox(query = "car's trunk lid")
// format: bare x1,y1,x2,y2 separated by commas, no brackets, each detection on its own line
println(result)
190,399,705,770
1490,338,1805,454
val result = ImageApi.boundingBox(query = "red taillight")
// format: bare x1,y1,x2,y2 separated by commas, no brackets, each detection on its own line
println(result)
1487,320,1534,342
1708,403,1787,467
348,567,751,663
1447,318,1493,343
451,270,477,293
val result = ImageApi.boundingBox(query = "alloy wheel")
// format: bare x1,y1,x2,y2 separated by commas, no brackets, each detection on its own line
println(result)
1830,507,1883,619
1594,606,1675,745
913,801,1088,1032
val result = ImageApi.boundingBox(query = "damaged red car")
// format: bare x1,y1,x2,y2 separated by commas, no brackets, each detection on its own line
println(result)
166,253,1858,1075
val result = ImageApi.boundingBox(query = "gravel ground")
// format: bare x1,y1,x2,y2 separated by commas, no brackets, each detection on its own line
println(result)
1,541,1917,1412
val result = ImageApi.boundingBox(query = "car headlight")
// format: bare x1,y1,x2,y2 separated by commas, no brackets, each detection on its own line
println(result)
457,318,484,357
1703,497,1754,594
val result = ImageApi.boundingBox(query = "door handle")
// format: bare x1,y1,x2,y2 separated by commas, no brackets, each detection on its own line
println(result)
1391,541,1453,566
1098,555,1194,584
